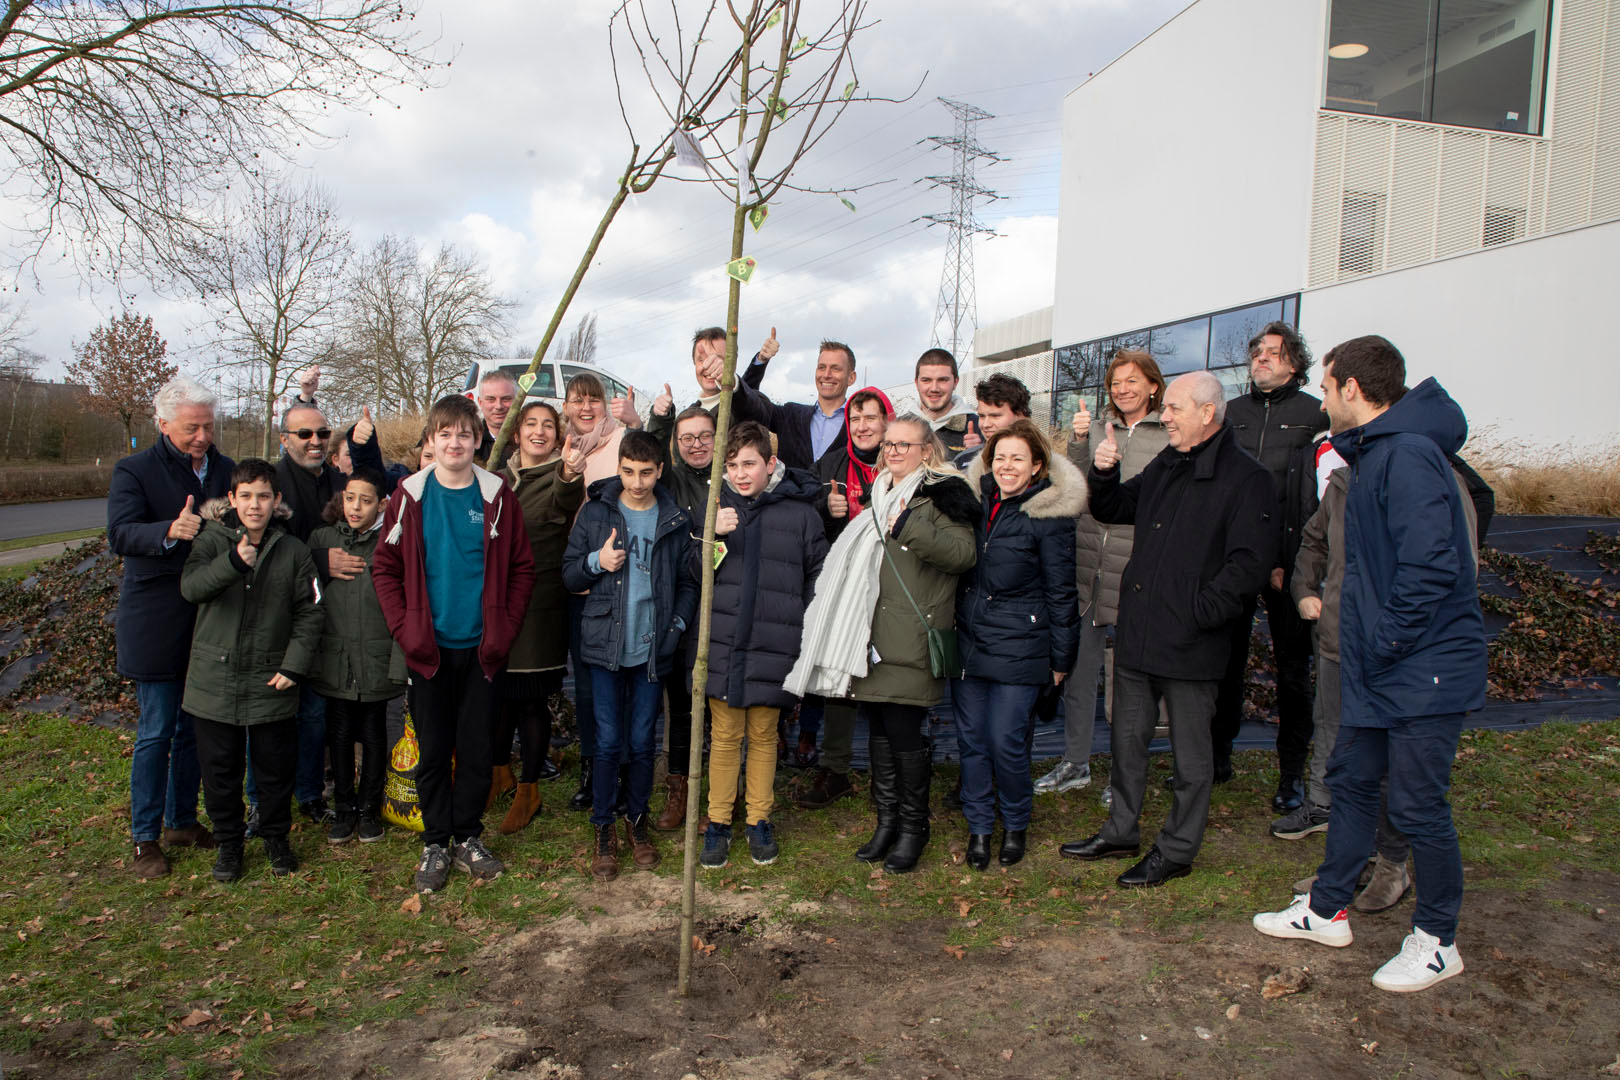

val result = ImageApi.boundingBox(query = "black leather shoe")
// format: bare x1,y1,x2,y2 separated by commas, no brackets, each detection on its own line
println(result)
1213,760,1235,784
1272,775,1304,813
1116,846,1192,888
1058,833,1140,861
965,833,992,871
997,828,1026,867
568,759,593,812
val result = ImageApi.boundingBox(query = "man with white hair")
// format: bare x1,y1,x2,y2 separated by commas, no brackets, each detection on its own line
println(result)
108,376,236,878
1058,370,1276,888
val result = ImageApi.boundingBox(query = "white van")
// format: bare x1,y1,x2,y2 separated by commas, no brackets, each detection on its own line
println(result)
462,358,651,421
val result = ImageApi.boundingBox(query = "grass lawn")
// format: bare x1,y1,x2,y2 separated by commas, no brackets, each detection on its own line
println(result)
2,712,1618,1078
0,528,106,555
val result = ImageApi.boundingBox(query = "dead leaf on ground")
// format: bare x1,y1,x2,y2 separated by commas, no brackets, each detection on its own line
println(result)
179,1008,213,1028
1260,967,1311,1000
399,894,422,915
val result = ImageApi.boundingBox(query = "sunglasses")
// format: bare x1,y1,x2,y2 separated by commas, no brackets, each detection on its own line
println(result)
284,427,333,441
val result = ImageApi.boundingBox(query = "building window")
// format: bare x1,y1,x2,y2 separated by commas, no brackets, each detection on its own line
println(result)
1324,0,1551,135
1050,296,1299,427
1338,191,1385,275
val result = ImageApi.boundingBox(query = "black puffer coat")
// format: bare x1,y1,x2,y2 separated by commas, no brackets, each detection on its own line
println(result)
956,454,1085,684
1089,423,1277,681
698,463,829,708
1226,383,1328,583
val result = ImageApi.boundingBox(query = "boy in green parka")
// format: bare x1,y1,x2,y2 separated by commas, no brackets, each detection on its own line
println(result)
181,458,323,882
308,467,407,844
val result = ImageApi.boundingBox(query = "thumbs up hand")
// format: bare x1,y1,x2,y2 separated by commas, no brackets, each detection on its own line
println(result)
354,405,375,445
962,415,982,449
652,382,675,418
168,494,203,542
760,326,780,362
611,388,640,429
598,526,626,573
1093,421,1121,471
1071,398,1093,439
560,434,584,480
235,530,258,569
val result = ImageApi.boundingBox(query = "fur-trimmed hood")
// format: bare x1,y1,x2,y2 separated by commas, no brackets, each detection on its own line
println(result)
199,496,294,527
915,469,981,527
966,450,1087,521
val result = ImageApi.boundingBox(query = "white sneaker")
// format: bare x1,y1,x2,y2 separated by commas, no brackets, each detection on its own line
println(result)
1372,927,1463,992
1253,894,1353,947
1034,760,1091,794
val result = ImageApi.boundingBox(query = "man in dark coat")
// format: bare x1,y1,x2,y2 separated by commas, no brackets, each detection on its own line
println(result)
1215,320,1329,809
1254,336,1485,994
734,338,858,471
108,376,235,878
273,400,385,823
1060,371,1275,888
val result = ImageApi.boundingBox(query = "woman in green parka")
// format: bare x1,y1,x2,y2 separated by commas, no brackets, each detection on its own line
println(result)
486,400,586,833
308,467,407,844
786,413,979,874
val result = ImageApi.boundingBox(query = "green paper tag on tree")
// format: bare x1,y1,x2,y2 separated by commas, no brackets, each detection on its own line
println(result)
713,539,728,570
843,80,857,100
517,372,536,393
764,7,781,29
794,35,809,51
749,205,769,231
725,257,757,282
770,96,787,120
840,197,856,212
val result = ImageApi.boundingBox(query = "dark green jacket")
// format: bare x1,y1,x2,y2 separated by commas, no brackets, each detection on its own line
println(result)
308,521,407,702
181,501,323,726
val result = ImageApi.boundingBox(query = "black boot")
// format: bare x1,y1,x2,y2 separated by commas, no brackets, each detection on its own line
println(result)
998,828,1027,867
965,833,992,871
568,758,593,812
883,749,932,873
854,736,898,862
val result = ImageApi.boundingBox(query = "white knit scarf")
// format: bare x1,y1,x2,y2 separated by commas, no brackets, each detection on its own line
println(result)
784,465,930,698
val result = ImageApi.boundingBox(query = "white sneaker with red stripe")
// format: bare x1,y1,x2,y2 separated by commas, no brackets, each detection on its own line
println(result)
1252,893,1354,947
1372,927,1463,992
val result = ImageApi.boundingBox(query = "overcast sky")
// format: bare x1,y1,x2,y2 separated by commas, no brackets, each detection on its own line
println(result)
12,0,1187,412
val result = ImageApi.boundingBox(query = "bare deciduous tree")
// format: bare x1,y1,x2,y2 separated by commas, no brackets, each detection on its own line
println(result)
0,1,440,283
196,174,352,456
67,311,178,455
561,312,599,369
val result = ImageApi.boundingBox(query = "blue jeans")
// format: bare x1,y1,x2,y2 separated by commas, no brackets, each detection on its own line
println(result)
952,677,1038,834
130,680,202,844
1311,712,1466,941
588,663,661,826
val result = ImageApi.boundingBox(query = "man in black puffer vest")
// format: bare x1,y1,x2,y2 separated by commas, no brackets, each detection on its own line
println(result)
1214,321,1328,812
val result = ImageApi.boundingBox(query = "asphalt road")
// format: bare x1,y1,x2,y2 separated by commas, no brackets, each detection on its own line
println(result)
0,497,109,541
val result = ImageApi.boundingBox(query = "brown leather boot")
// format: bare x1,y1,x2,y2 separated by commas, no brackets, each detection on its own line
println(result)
499,782,542,834
591,822,619,882
654,774,687,832
162,824,216,850
485,763,516,811
623,813,660,870
132,841,169,879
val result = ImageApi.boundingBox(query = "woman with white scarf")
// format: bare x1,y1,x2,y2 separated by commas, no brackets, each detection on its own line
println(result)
786,413,979,872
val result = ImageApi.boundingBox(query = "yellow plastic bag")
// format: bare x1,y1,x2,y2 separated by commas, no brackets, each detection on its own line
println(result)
382,715,425,832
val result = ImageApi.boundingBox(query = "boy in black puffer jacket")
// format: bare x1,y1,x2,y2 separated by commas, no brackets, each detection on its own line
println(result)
308,467,407,845
696,423,829,869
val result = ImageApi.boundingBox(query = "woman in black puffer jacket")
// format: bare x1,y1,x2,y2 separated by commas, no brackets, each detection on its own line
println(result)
954,419,1083,869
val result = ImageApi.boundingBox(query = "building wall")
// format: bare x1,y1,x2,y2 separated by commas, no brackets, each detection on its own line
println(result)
1052,0,1326,348
1300,217,1620,452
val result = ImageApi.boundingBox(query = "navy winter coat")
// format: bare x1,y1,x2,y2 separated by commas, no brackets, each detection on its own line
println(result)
108,436,236,682
698,464,829,709
1331,378,1487,727
956,454,1085,684
561,477,699,678
1089,423,1277,681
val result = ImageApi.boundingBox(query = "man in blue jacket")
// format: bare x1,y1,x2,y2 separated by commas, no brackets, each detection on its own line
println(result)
108,376,235,878
1254,335,1486,994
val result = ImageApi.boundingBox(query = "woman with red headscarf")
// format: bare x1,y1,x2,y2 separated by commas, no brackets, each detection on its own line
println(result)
814,386,893,541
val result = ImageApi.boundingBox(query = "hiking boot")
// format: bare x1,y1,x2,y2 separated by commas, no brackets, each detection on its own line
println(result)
132,841,169,879
700,823,732,869
451,836,505,880
654,773,688,832
797,767,853,810
1252,894,1353,947
212,843,244,883
263,835,300,876
485,763,516,812
328,809,359,844
161,823,216,849
415,843,451,893
745,820,779,866
1034,759,1091,795
591,823,620,882
243,803,261,840
499,782,542,835
357,814,385,843
1371,927,1463,993
1354,856,1413,913
1269,802,1330,841
622,813,660,871
300,797,336,826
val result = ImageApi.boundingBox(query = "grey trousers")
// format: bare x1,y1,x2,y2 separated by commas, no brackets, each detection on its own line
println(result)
821,698,858,775
1308,654,1410,862
1100,665,1218,865
1061,603,1109,762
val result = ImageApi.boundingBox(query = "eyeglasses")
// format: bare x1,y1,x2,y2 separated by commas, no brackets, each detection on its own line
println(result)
880,440,922,454
283,428,332,441
677,432,716,447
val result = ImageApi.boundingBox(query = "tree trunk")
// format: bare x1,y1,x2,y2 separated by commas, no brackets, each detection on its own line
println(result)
262,359,279,458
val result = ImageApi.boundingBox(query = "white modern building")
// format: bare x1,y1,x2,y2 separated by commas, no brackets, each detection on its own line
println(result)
1047,0,1619,453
